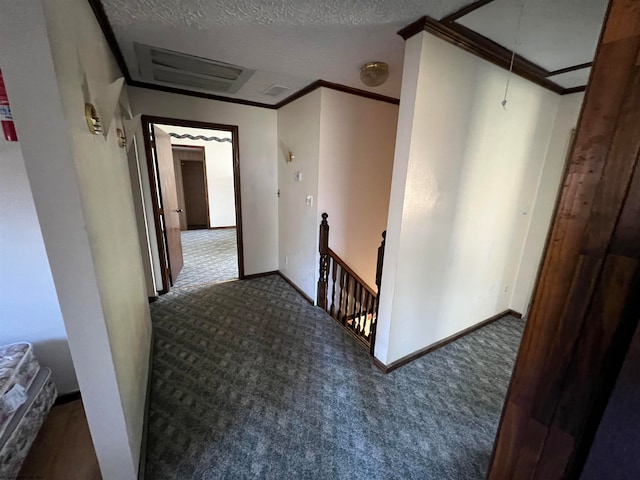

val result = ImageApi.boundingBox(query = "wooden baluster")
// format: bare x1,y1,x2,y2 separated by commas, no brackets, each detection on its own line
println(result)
358,284,365,336
354,282,362,334
363,292,372,340
351,280,358,332
317,213,329,310
370,230,386,355
337,265,345,324
330,257,337,318
352,279,358,332
343,272,350,327
350,276,357,332
361,288,368,336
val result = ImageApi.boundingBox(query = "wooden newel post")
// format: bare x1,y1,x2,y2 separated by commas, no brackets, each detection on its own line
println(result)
370,230,386,355
375,230,386,293
317,213,329,309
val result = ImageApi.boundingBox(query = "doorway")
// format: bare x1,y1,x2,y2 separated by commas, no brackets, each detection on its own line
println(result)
173,145,209,230
142,116,244,293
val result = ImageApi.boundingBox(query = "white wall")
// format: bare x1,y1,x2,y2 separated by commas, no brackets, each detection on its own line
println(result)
0,137,78,394
376,32,565,365
275,87,398,301
277,89,322,299
129,87,279,278
318,88,398,288
160,125,236,227
510,93,584,314
0,1,152,478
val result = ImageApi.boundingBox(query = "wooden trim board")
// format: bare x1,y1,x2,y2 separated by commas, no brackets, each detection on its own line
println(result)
374,309,523,373
397,16,587,95
276,80,399,108
441,0,497,23
54,390,82,406
243,270,279,280
141,115,245,288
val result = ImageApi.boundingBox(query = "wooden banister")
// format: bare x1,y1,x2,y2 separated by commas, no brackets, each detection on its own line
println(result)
327,248,376,296
375,231,386,292
370,230,386,355
317,213,386,356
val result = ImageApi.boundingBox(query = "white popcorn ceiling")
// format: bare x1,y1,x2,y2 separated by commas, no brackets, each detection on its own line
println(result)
457,0,608,73
102,0,607,105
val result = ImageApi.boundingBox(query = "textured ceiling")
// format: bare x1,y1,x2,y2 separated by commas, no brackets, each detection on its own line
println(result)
102,0,470,103
548,67,592,89
101,0,607,104
457,0,608,76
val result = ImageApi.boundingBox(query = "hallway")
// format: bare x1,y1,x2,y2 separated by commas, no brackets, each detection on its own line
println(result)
173,229,239,288
146,275,524,479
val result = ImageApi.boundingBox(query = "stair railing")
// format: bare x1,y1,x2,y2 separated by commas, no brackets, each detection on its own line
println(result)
317,213,386,355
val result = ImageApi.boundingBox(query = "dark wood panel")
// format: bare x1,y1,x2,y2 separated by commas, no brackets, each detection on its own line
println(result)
488,1,640,477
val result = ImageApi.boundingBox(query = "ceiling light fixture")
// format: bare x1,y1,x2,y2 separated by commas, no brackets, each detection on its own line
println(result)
360,62,389,87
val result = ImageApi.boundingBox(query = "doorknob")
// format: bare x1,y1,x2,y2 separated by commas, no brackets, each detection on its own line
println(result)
175,209,183,213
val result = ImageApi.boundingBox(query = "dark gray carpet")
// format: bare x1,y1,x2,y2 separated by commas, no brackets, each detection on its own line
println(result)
173,229,239,288
146,275,524,479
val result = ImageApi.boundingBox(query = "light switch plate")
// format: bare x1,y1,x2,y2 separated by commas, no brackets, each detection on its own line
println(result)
306,195,313,207
294,171,303,182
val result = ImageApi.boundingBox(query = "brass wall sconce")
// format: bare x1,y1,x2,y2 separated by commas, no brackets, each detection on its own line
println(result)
116,128,127,148
287,151,295,163
85,103,103,134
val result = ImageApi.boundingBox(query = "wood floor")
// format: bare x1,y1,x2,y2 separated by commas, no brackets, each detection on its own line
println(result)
19,399,102,480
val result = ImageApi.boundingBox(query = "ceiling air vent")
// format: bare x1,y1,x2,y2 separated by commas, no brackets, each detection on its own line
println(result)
263,85,291,97
134,43,254,94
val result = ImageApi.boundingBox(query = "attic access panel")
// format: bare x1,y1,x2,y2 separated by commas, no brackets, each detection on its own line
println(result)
134,42,255,94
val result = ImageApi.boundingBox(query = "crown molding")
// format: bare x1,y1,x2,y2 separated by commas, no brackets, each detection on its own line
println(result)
88,0,399,111
397,13,588,95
